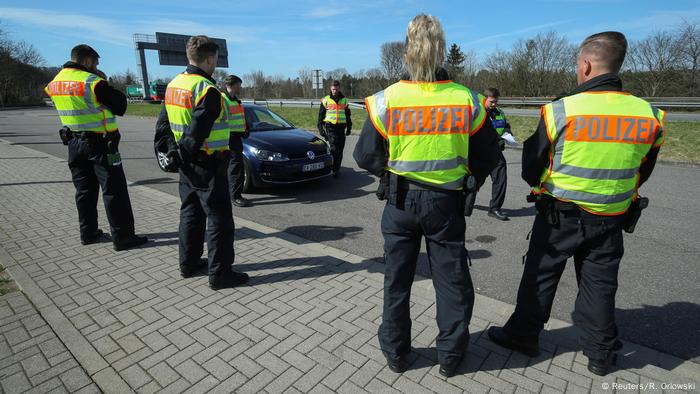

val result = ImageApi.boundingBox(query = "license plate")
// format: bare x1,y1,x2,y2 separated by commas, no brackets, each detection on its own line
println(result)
302,162,325,172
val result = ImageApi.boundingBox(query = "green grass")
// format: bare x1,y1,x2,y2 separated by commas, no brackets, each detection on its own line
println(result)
126,103,698,164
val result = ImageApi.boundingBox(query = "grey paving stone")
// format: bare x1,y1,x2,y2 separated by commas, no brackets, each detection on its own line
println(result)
264,367,304,394
202,356,236,381
1,371,32,394
148,361,180,387
293,364,333,393
121,364,152,389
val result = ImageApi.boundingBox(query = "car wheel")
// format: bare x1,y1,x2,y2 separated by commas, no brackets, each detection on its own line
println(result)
155,146,177,173
242,158,253,193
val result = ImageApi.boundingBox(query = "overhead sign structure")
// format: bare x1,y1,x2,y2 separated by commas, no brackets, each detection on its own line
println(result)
133,32,229,99
155,32,228,67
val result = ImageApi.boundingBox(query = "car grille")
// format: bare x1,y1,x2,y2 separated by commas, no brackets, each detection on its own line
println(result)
287,149,328,160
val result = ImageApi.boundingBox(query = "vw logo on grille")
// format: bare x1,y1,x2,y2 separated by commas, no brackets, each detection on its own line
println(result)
307,151,315,160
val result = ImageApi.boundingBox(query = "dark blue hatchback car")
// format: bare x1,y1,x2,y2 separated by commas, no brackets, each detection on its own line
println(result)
155,104,333,191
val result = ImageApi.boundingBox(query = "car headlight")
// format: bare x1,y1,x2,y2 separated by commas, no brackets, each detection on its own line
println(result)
250,147,289,162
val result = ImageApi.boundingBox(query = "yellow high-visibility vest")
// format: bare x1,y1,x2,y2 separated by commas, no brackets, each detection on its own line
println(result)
45,68,118,133
164,73,229,154
224,95,246,134
321,95,348,124
537,91,665,215
365,80,487,190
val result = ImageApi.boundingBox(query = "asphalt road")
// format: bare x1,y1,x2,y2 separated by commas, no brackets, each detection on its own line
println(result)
1,108,698,363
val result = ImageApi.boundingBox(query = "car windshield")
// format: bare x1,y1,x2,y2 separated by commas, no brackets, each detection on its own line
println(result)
246,108,295,131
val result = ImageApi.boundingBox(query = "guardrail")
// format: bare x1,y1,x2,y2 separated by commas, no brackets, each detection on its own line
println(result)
242,97,700,109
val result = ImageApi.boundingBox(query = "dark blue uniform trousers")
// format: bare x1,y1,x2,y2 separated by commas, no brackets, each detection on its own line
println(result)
379,190,474,365
503,208,626,360
67,137,135,241
178,156,235,281
227,137,245,200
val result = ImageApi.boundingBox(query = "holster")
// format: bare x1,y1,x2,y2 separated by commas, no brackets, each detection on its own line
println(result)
388,172,399,206
623,196,648,233
462,175,477,216
58,126,72,145
533,194,559,226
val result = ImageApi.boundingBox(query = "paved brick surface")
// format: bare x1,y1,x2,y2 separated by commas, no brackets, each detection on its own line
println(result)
0,292,99,394
0,139,698,393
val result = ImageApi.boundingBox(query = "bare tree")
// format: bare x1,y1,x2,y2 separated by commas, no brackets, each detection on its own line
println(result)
462,50,480,87
211,69,228,86
626,31,682,96
380,41,406,82
11,40,45,67
510,31,576,96
244,70,268,98
298,67,313,98
678,20,700,95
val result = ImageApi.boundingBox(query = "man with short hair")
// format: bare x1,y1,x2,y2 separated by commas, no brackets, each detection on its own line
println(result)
488,32,665,377
318,80,352,178
45,44,148,251
158,35,249,290
222,74,251,207
483,87,512,221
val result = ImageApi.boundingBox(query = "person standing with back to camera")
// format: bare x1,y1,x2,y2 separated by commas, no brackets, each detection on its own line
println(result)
354,14,501,378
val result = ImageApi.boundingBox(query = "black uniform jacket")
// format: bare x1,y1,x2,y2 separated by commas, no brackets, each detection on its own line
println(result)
353,74,502,188
155,65,223,156
521,73,661,188
317,92,352,131
61,62,127,118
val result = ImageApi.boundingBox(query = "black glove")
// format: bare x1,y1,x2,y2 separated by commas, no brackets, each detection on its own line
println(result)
243,130,250,139
166,149,182,167
319,125,327,138
498,139,506,151
345,126,352,136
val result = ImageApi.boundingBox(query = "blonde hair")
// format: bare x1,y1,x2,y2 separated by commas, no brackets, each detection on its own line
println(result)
404,14,445,82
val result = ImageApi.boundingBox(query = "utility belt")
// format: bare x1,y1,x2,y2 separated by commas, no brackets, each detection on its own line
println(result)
59,126,118,145
527,193,648,232
377,172,476,216
190,150,230,167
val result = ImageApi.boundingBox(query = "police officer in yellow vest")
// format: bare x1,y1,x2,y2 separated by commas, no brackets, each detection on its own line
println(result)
45,44,148,251
488,32,665,377
318,80,352,177
354,14,501,378
222,75,251,208
158,36,249,290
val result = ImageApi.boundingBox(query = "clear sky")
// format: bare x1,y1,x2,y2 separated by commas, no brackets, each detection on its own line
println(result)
1,0,698,82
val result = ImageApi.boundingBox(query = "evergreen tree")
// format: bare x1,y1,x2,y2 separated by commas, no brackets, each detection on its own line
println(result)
445,43,466,81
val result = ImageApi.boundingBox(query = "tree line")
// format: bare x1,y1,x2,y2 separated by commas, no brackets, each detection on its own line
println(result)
2,20,699,107
238,20,700,99
0,27,59,107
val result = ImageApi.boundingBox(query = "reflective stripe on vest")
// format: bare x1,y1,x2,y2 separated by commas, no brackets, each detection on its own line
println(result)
365,80,487,190
45,68,118,133
321,95,348,124
224,95,246,134
164,73,229,154
538,91,665,215
491,108,507,136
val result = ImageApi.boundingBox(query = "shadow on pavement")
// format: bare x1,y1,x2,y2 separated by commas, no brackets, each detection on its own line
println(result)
0,180,73,187
129,177,178,186
238,256,384,285
246,166,375,206
616,302,700,363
